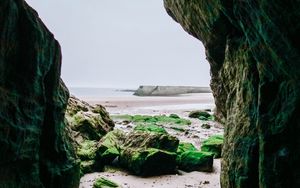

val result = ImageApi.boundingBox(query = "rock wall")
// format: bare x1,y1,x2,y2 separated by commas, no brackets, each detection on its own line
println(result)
164,1,300,187
0,0,79,187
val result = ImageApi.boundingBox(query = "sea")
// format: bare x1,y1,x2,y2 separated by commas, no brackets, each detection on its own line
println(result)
69,87,136,98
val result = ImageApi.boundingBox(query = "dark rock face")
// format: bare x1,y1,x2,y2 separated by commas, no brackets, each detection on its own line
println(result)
164,1,300,187
0,1,79,187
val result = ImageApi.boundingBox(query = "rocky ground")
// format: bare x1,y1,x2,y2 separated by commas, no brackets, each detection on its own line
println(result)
68,94,224,188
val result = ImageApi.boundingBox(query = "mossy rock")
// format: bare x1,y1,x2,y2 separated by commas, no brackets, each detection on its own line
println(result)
93,177,120,188
96,130,126,164
201,135,224,158
177,151,214,172
77,140,98,160
169,114,180,119
119,131,179,176
80,160,96,175
123,131,179,153
177,142,198,155
134,123,167,134
66,96,115,142
188,110,215,121
120,148,177,176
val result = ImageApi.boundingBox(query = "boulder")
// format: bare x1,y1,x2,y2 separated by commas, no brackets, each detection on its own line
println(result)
188,110,214,121
96,130,126,164
66,96,115,142
0,1,79,187
177,151,214,172
201,135,224,158
176,142,213,172
119,131,179,176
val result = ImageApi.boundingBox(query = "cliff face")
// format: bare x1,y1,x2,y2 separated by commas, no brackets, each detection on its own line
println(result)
0,0,79,187
164,1,300,187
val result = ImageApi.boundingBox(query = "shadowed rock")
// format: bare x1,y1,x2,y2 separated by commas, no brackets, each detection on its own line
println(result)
164,1,300,187
0,0,79,187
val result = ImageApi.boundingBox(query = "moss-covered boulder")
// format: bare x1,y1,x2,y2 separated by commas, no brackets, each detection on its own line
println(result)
66,96,115,142
96,130,126,164
201,135,224,158
119,131,179,176
93,177,120,188
177,142,198,155
177,151,214,172
134,123,167,134
188,110,214,121
176,142,213,172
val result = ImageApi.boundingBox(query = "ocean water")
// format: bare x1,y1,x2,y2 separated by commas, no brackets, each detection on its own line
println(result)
69,87,135,98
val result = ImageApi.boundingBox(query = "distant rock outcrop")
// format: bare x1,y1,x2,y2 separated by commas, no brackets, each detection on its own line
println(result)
164,1,300,187
134,86,211,96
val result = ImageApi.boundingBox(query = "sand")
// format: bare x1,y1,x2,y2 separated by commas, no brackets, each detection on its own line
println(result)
79,93,222,188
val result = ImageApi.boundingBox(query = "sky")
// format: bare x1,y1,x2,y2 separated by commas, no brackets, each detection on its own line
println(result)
26,0,210,89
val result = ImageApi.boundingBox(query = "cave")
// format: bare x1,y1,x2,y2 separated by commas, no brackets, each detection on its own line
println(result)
0,0,300,188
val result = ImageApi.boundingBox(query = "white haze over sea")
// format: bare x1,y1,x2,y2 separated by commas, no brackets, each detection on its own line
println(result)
26,0,210,89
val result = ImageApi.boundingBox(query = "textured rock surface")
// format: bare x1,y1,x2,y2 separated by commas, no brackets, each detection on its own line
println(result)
0,0,79,187
119,131,179,176
164,1,300,187
65,96,115,175
66,96,115,144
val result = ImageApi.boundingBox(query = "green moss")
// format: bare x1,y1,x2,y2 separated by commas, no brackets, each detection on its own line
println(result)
177,142,198,154
96,130,125,164
201,135,224,158
112,114,191,126
134,124,167,134
93,177,120,188
77,140,98,160
177,151,214,172
188,110,215,121
169,114,180,119
120,148,177,176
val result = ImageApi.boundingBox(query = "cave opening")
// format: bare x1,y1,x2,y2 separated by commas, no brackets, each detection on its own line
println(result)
2,0,224,187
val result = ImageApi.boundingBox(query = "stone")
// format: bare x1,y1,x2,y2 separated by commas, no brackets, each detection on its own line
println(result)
188,110,212,120
177,151,214,172
164,1,300,187
93,177,120,188
201,124,211,129
66,96,115,142
176,142,214,172
0,1,79,187
201,135,224,158
119,131,179,176
96,130,126,164
177,142,198,155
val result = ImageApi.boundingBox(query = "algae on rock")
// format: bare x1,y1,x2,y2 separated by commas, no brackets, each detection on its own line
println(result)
164,0,300,187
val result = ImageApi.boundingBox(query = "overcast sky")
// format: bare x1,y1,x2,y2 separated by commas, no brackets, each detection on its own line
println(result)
26,0,210,88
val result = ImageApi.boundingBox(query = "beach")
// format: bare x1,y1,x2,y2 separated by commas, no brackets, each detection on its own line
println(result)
78,91,223,188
